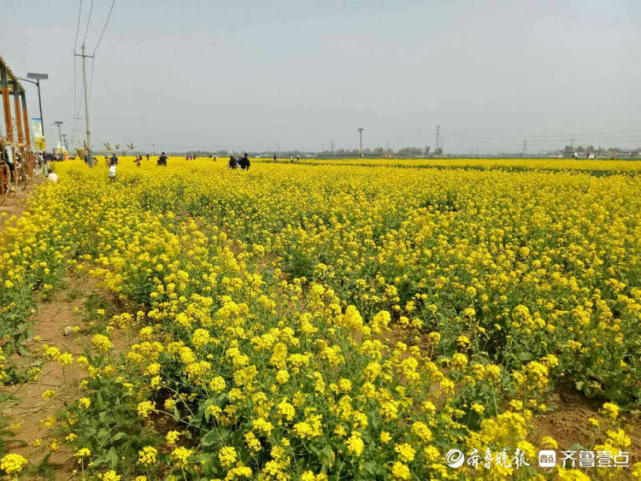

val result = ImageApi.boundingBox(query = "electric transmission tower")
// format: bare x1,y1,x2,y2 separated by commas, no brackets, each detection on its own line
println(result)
357,128,364,157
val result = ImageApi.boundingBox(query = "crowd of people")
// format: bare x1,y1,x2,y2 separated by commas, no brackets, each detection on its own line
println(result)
0,143,257,187
51,150,255,183
0,139,57,193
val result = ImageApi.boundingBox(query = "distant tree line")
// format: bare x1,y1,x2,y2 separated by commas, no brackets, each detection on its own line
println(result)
94,145,639,159
171,146,445,159
562,145,641,159
315,146,443,158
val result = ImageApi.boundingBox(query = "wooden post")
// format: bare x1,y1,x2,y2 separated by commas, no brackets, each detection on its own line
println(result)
1,64,13,142
21,91,30,151
13,81,24,151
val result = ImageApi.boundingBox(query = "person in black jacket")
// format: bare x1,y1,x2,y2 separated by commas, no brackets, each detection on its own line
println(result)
157,152,168,166
239,153,251,170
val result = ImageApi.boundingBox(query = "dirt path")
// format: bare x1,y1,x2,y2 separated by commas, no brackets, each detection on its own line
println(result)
531,390,641,477
3,280,90,472
0,274,128,480
0,178,45,227
0,177,133,479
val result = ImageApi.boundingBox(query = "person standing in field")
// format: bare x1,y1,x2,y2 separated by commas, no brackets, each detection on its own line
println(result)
134,156,141,167
158,152,168,166
111,153,119,166
109,157,117,181
228,155,238,169
47,167,58,183
239,153,251,170
3,141,15,183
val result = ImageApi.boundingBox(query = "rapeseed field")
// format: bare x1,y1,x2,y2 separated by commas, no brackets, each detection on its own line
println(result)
1,157,640,480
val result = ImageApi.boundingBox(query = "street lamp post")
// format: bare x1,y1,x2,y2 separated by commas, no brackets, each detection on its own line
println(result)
19,73,48,138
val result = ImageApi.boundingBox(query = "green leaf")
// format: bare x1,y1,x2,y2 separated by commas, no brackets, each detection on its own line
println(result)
200,428,228,448
362,461,383,476
106,447,118,467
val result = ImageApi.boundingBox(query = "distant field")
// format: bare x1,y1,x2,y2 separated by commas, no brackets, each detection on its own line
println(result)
255,157,641,172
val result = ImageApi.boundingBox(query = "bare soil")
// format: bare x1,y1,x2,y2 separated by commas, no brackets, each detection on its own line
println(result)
1,275,128,480
0,177,132,479
532,389,641,476
0,178,44,226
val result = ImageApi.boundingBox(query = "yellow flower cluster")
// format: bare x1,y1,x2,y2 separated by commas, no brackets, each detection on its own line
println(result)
137,446,157,465
0,454,28,475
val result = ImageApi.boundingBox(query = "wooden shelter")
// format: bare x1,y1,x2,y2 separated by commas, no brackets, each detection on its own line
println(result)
0,54,32,152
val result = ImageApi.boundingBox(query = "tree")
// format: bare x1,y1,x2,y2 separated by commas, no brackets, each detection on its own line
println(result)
434,147,443,155
397,146,423,157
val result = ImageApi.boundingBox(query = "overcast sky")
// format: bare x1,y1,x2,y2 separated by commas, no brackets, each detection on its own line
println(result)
2,0,640,153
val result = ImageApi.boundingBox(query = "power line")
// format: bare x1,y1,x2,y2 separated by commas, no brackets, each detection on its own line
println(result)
72,0,84,148
93,0,116,55
74,0,83,51
399,126,641,141
82,0,95,46
432,127,641,140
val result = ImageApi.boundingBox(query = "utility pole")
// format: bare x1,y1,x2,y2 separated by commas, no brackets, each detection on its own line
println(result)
435,124,441,150
75,44,94,166
357,128,364,157
61,133,68,151
54,120,63,146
